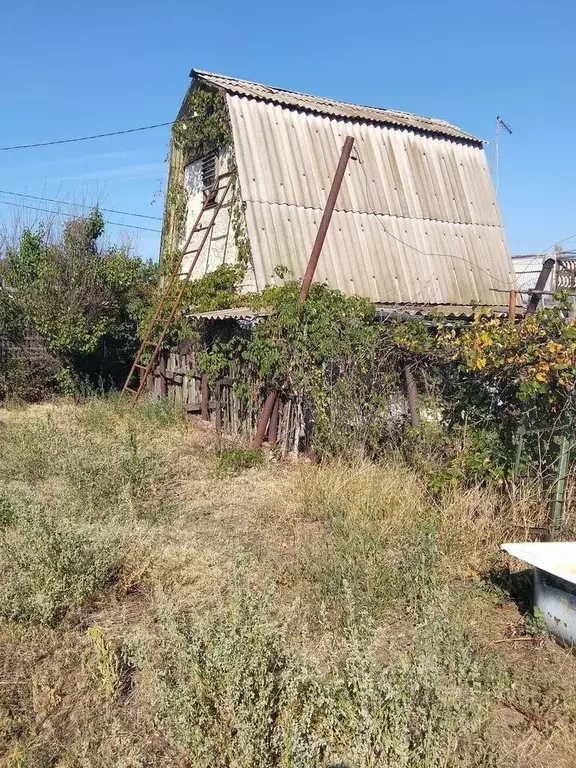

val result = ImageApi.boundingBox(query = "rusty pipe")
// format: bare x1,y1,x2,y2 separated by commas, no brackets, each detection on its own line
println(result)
298,136,355,304
252,390,278,450
403,364,421,428
267,395,280,445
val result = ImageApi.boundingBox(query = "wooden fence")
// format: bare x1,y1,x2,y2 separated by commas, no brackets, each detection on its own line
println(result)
145,346,304,455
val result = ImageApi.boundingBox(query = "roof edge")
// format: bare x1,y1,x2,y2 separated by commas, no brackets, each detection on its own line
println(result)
189,68,483,144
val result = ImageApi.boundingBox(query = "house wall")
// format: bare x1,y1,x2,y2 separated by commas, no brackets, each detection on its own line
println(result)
512,254,555,306
226,94,516,309
180,149,257,292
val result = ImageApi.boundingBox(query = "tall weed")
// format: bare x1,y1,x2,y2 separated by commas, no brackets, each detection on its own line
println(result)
133,581,503,768
0,494,123,624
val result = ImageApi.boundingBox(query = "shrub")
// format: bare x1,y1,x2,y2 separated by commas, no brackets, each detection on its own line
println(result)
133,581,503,768
0,213,159,399
217,448,263,474
0,495,123,624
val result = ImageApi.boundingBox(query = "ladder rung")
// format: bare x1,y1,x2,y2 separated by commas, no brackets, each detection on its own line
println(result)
143,341,158,348
135,364,148,370
124,387,138,395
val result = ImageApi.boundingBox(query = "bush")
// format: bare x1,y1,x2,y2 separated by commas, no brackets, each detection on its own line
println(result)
0,495,123,624
0,213,159,399
133,581,502,768
217,448,264,474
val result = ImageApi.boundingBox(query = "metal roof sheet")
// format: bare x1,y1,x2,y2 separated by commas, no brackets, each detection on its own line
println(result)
375,303,509,320
226,95,515,307
187,307,268,321
192,70,480,143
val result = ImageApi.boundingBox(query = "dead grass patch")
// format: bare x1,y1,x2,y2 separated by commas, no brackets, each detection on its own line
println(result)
0,399,575,766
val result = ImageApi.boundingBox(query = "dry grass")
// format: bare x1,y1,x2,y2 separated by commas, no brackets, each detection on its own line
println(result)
0,398,575,766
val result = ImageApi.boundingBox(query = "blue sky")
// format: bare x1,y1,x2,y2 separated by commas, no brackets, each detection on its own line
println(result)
1,0,574,260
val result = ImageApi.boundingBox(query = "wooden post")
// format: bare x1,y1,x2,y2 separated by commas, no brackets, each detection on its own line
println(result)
158,353,167,399
550,431,570,541
403,364,421,428
215,380,222,437
508,290,517,322
200,373,209,420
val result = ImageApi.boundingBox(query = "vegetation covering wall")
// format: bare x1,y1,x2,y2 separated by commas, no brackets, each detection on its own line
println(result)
178,265,576,490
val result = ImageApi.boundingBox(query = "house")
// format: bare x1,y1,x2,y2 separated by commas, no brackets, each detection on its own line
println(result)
512,254,554,307
512,251,576,311
161,69,516,315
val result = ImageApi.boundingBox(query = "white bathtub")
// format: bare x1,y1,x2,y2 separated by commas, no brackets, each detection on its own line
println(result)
501,542,576,646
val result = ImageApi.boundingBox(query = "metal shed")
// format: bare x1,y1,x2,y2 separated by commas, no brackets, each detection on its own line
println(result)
167,69,515,314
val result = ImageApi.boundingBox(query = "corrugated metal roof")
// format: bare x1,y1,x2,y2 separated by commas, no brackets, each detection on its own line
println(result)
192,70,480,143
225,94,515,307
375,303,510,320
187,307,269,321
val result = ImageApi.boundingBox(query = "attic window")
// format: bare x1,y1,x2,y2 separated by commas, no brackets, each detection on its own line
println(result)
202,152,217,205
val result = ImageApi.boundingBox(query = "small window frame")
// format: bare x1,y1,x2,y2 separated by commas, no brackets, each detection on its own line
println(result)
202,151,218,206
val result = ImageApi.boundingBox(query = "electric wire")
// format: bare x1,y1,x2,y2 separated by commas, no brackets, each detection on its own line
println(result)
0,189,162,221
0,122,174,152
0,199,161,233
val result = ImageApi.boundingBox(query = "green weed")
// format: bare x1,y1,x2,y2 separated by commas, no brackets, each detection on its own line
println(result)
133,581,503,768
217,448,264,474
0,498,123,625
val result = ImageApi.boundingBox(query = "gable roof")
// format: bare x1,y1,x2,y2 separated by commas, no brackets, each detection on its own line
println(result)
191,69,481,144
176,70,514,312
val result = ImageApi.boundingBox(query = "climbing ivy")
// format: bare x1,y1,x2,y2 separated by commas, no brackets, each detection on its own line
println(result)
228,175,252,267
173,85,232,162
162,83,252,294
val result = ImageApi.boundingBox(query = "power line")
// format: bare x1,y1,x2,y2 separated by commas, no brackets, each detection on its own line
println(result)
0,199,161,233
0,189,162,221
538,232,576,256
0,121,174,152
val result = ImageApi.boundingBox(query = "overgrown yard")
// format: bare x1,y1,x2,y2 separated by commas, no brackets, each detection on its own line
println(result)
0,399,575,767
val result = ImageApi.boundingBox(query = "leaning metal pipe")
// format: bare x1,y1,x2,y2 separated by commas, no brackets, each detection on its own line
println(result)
252,137,356,449
298,136,355,304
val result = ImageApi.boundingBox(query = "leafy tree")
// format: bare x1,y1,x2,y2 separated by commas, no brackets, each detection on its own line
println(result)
0,209,159,395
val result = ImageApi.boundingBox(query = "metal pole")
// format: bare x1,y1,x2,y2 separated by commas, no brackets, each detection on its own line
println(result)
526,258,555,315
268,396,280,445
252,137,355,449
513,424,525,479
403,364,421,428
298,136,355,304
252,390,278,449
550,431,570,541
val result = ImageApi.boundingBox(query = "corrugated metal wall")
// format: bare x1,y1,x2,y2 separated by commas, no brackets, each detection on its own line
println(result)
227,94,515,307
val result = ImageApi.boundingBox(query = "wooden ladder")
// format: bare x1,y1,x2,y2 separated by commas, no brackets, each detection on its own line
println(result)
122,171,234,402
